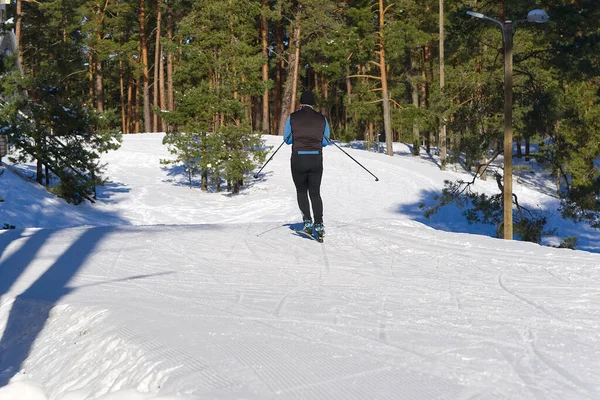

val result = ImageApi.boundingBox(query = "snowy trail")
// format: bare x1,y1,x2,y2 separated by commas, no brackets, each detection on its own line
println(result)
1,133,600,399
1,221,599,399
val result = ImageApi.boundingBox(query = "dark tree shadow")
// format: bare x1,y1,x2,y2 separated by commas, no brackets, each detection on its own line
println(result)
160,164,264,194
0,225,174,387
396,188,600,254
403,143,419,157
421,150,442,169
0,227,107,386
0,230,55,300
2,164,38,181
94,182,132,203
395,189,496,238
160,164,201,188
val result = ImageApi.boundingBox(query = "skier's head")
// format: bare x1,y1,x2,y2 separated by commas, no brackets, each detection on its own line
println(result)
300,91,316,106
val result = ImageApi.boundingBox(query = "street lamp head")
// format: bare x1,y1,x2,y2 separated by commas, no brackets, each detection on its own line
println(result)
527,9,549,23
466,10,485,19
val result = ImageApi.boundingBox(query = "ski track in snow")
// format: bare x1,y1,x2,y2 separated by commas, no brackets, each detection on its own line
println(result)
0,133,599,399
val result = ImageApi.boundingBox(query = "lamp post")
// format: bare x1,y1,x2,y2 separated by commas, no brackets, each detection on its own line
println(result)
467,9,549,240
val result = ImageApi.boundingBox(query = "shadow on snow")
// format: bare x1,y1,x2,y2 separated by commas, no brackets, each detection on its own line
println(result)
0,225,173,387
159,164,264,194
94,181,132,203
396,188,600,254
282,222,317,242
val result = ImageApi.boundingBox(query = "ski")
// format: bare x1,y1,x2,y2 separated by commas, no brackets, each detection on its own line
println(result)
294,229,324,243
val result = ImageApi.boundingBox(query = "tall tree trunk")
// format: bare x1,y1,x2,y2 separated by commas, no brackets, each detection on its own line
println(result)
166,0,174,111
159,42,167,132
320,75,328,117
201,169,208,191
378,0,393,156
88,53,95,106
345,68,352,134
273,0,285,136
411,86,420,155
439,0,447,170
126,78,133,133
369,121,374,151
153,0,162,131
229,0,241,127
139,0,151,132
277,9,301,136
135,75,141,133
95,61,104,112
242,79,252,126
209,67,216,131
359,66,372,148
94,0,110,112
411,50,420,156
475,44,487,180
16,0,23,68
261,0,270,133
422,45,430,154
120,60,127,133
290,19,301,114
36,156,43,185
502,21,514,240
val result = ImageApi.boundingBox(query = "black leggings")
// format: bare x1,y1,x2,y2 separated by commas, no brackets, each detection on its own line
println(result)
291,154,323,224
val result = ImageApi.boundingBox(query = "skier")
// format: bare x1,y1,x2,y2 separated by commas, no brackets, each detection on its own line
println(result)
283,91,331,242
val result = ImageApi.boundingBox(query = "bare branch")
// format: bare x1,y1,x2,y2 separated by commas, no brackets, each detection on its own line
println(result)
495,172,534,219
389,98,405,109
453,96,475,108
347,74,382,80
65,69,88,79
475,151,501,180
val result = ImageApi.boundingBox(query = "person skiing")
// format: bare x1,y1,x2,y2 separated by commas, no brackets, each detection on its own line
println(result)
283,91,331,241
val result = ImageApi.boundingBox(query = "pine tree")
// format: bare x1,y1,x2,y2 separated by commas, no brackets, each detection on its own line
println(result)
161,0,265,194
0,0,121,203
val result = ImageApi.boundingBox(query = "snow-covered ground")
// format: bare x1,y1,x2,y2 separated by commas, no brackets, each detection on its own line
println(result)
0,133,599,399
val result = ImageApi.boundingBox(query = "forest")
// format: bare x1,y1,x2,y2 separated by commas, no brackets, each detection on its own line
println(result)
0,0,598,228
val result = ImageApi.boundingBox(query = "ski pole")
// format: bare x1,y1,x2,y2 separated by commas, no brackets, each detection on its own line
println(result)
325,137,379,181
253,140,285,179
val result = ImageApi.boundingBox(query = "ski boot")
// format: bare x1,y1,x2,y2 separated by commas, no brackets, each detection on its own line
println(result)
303,219,314,235
314,223,325,243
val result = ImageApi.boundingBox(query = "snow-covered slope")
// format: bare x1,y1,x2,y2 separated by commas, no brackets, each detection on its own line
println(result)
0,134,599,399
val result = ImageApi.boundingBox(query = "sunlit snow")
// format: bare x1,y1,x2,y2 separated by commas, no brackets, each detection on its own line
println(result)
1,133,599,399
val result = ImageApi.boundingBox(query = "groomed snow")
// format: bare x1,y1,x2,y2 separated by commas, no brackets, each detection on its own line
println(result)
1,133,599,399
